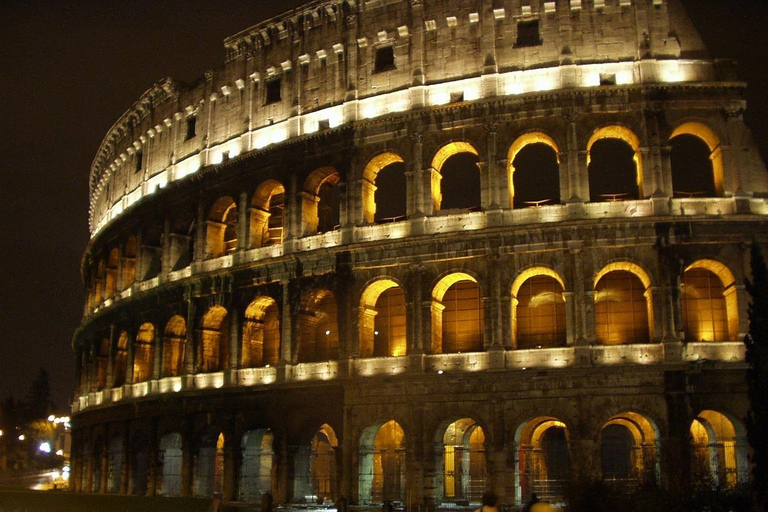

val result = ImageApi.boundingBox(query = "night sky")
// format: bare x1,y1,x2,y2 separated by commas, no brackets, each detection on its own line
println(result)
0,0,766,411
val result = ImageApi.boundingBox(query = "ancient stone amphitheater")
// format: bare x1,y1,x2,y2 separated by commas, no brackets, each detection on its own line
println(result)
71,0,768,507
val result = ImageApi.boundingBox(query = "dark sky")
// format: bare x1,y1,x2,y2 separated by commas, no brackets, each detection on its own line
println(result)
0,0,766,410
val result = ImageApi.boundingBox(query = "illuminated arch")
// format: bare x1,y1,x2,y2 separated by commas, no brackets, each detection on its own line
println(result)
587,125,643,201
359,279,407,358
431,142,480,212
359,420,406,504
199,306,229,373
439,418,487,502
690,410,748,488
162,315,187,377
507,133,561,208
298,289,339,362
594,262,653,345
250,180,285,248
303,167,341,235
121,236,137,290
113,331,129,387
133,322,155,383
432,273,483,354
600,412,659,486
242,296,280,367
670,122,724,196
207,196,238,258
682,260,738,341
362,152,406,224
511,267,567,349
515,416,570,505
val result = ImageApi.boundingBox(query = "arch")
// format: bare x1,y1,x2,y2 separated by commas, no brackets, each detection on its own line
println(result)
600,412,659,488
133,323,155,383
670,122,724,196
130,430,150,494
359,420,406,504
251,180,285,248
690,410,748,489
194,430,225,497
162,315,187,377
439,418,487,503
298,289,339,363
199,306,229,373
432,273,483,354
107,434,123,493
121,236,138,290
242,296,281,367
594,263,653,345
112,331,129,387
207,196,238,258
159,432,183,496
511,268,567,349
431,142,481,212
682,260,739,341
303,167,341,235
359,279,407,358
240,429,274,502
308,424,338,502
362,152,407,224
515,417,570,505
105,248,119,297
507,132,561,209
587,125,643,202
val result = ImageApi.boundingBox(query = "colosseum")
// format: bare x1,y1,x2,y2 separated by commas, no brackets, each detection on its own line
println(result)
71,0,768,507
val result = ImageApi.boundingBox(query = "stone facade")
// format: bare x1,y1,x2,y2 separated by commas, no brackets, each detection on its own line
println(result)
72,0,767,507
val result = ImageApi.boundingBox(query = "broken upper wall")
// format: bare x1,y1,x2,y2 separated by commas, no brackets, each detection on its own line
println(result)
87,0,719,236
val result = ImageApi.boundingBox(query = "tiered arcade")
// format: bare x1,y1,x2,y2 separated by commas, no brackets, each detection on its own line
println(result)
72,0,767,506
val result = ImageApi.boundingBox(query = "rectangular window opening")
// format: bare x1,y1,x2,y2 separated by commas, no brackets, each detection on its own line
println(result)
185,116,197,141
450,92,465,103
374,46,396,73
265,78,282,104
515,20,542,48
600,73,616,86
135,150,143,173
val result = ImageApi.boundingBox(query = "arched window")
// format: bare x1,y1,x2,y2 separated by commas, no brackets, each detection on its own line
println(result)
162,316,187,377
207,196,238,258
240,429,274,502
251,180,285,248
681,260,738,342
432,273,484,354
303,167,341,235
587,126,643,202
107,434,123,493
121,236,137,290
130,431,149,495
600,412,659,489
690,410,748,489
359,421,406,504
298,290,339,363
441,419,487,503
311,425,338,502
362,153,407,223
594,264,652,344
159,433,183,496
105,248,119,297
194,431,225,497
508,133,561,208
132,323,155,383
359,279,407,358
512,268,566,349
199,306,229,373
113,331,129,387
242,297,280,367
515,417,570,504
432,142,481,212
670,122,724,197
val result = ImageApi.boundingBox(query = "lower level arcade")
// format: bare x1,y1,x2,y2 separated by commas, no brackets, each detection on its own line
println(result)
70,369,749,508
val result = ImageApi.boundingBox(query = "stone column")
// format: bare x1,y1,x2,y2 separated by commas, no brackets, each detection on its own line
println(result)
161,218,172,275
408,132,424,217
238,191,249,251
564,111,584,202
194,198,206,263
152,323,163,381
180,424,194,497
222,419,238,501
483,122,499,209
228,301,240,384
184,289,197,381
280,280,294,369
125,328,135,386
120,423,130,494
